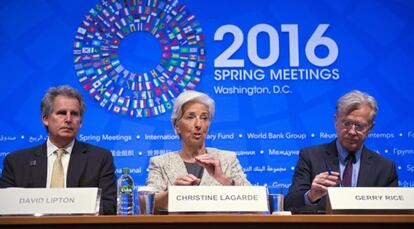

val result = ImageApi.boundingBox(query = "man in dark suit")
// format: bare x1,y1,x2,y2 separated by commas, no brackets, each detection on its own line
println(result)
0,85,116,215
285,90,398,212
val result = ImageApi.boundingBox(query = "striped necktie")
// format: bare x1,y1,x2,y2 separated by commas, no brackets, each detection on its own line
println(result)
342,154,355,187
50,148,66,188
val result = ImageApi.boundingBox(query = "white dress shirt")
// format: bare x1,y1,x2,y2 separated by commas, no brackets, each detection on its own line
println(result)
46,138,74,188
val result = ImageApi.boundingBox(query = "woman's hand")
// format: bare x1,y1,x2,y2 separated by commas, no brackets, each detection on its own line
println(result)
173,174,200,186
195,154,232,185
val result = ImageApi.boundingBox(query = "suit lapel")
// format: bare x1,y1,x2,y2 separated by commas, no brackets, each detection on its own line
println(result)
164,153,188,185
325,141,340,174
356,147,374,187
31,144,48,187
319,141,340,207
67,141,88,187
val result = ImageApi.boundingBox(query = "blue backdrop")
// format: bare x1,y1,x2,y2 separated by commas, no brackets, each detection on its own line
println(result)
1,0,413,191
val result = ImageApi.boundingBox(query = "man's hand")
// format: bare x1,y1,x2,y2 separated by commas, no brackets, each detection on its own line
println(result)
308,171,340,202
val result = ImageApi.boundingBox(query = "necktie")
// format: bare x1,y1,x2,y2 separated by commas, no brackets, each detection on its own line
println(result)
342,154,355,187
50,148,65,188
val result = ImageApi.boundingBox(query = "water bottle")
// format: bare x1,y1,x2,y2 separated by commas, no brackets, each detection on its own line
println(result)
117,168,135,215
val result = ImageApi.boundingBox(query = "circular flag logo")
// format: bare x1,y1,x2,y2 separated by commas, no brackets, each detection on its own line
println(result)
73,0,205,118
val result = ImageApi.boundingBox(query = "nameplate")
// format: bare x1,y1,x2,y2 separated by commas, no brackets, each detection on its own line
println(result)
168,186,268,213
0,188,101,215
326,187,414,214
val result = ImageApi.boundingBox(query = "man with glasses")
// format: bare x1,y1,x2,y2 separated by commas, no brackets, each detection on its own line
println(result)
284,90,398,212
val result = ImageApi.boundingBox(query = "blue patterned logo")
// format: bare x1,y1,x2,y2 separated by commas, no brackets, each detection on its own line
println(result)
73,0,206,118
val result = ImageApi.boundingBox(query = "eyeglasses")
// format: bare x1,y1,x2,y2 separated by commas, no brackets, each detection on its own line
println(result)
341,120,370,132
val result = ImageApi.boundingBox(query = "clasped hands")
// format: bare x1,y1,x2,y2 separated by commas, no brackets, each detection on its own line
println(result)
174,154,231,186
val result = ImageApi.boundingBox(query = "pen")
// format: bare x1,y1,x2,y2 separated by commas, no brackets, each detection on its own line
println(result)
324,160,332,175
325,159,341,186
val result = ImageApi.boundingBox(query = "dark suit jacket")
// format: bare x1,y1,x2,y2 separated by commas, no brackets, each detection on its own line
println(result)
0,140,117,215
284,140,398,212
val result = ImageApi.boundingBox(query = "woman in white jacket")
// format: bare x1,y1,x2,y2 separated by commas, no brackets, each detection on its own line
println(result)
146,90,251,210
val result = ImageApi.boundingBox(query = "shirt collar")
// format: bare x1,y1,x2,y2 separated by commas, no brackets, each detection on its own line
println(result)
46,138,75,157
336,139,362,165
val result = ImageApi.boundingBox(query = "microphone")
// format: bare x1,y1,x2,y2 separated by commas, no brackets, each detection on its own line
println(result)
28,160,37,187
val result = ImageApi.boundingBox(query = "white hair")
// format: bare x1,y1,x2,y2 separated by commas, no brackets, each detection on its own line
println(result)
171,90,215,127
336,90,378,124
